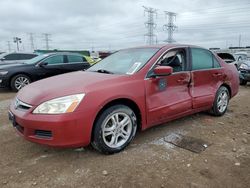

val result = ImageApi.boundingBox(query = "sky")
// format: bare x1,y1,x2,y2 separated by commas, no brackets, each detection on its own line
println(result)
0,0,249,52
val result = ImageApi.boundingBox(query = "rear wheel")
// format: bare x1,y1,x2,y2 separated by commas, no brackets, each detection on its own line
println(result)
210,86,229,116
91,105,137,154
10,74,31,92
240,78,247,86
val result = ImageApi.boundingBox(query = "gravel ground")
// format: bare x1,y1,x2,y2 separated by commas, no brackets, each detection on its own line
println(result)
0,86,249,188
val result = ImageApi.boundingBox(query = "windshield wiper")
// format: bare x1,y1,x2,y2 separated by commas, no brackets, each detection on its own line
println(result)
95,69,114,74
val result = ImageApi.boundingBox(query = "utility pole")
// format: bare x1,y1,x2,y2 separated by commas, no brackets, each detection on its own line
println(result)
13,37,22,51
163,11,177,43
42,33,51,50
143,6,157,45
7,41,11,52
238,34,241,47
28,33,35,51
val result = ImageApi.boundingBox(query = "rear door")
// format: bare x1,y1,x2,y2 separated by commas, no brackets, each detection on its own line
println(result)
145,48,192,127
190,48,223,109
63,55,90,72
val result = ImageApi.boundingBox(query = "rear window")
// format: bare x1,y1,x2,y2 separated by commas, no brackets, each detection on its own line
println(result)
67,55,84,63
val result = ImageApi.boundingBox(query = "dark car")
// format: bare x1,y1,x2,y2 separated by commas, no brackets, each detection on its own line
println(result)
0,52,38,64
0,53,90,91
217,52,237,68
9,44,239,154
238,61,250,85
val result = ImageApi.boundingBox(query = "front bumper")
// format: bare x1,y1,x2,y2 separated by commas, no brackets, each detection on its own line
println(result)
239,70,250,81
0,77,9,88
9,101,94,148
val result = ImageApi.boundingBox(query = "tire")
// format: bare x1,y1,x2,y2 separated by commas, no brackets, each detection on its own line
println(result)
240,78,247,86
210,86,229,116
91,105,137,154
10,74,31,92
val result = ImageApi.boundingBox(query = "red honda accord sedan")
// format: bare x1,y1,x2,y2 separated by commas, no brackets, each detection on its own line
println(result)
9,44,239,154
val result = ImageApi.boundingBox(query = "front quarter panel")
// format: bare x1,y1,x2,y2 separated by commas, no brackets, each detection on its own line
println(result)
76,76,146,132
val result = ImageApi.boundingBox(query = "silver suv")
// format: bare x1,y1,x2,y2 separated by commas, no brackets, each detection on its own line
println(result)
0,52,38,64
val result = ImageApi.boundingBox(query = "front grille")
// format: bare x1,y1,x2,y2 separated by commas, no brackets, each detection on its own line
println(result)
34,130,52,139
15,98,32,110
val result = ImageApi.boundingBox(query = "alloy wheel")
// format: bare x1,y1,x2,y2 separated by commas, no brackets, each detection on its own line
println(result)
217,90,228,113
15,76,30,90
102,112,133,148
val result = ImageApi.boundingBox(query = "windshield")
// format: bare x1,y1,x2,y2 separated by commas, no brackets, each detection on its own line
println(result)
88,48,159,75
24,54,50,64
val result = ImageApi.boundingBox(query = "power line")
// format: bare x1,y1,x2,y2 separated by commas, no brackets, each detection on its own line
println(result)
42,33,51,50
163,11,177,43
143,6,157,45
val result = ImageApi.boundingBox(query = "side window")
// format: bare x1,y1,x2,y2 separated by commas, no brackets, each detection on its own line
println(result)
67,55,83,63
21,54,37,60
44,55,64,65
18,54,28,60
4,54,18,60
191,48,213,70
213,56,221,68
159,49,185,72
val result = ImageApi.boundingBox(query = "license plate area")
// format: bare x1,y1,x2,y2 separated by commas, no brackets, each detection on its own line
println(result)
8,111,16,127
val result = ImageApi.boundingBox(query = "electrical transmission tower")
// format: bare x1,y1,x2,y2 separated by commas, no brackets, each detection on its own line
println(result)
28,33,35,51
43,33,51,50
7,41,11,52
163,11,177,43
143,6,157,45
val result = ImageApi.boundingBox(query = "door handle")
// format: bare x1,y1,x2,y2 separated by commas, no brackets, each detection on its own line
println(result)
213,73,223,77
177,78,189,84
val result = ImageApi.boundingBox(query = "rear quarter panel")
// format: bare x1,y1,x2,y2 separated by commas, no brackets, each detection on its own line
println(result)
218,57,239,98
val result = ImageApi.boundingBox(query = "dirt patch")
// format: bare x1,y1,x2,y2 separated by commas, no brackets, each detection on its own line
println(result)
0,86,249,187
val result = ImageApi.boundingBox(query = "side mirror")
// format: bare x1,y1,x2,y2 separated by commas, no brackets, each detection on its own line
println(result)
152,66,173,77
39,62,48,67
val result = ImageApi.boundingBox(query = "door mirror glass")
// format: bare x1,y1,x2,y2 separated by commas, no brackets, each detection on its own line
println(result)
153,66,173,77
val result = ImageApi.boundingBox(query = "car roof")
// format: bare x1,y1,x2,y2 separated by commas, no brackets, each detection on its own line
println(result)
125,43,206,50
42,52,83,56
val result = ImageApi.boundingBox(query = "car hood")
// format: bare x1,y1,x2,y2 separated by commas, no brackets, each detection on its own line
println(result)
17,71,128,106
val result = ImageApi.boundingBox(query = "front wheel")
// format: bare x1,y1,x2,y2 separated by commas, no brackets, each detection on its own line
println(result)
10,74,31,92
91,105,137,154
210,86,229,116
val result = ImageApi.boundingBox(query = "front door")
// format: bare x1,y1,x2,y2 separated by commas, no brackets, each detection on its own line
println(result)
34,55,65,80
145,48,192,127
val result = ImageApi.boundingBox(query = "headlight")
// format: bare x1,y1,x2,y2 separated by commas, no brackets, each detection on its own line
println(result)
239,64,248,70
0,71,8,75
33,94,85,114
